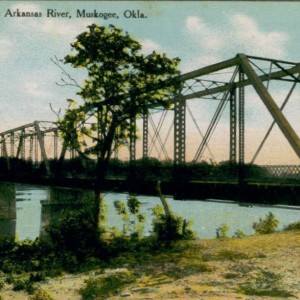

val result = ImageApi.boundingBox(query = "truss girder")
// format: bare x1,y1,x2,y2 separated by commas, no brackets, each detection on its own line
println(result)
238,54,300,159
183,63,300,101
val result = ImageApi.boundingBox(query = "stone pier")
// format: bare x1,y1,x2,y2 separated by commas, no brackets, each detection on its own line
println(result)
0,183,16,239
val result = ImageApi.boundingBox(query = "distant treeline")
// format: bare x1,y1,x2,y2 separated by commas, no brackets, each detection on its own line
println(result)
0,156,273,182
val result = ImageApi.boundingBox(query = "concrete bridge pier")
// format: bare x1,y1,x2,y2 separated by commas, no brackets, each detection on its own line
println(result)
0,183,16,239
40,187,94,236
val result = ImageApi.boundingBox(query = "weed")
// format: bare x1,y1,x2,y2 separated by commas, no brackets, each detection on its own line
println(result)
253,212,279,234
216,224,229,239
216,250,249,261
238,269,294,297
233,229,246,238
28,289,54,300
283,221,300,231
224,272,239,279
79,270,136,300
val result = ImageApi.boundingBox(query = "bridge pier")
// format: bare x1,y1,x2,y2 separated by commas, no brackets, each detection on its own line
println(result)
40,187,94,236
0,183,16,239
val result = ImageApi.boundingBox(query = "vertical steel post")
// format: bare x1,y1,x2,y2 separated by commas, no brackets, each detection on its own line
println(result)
174,93,186,165
16,129,25,159
230,88,237,163
34,121,50,175
54,131,58,160
142,114,148,158
34,136,38,163
238,68,245,164
129,116,136,162
29,136,34,161
21,131,25,160
10,133,14,158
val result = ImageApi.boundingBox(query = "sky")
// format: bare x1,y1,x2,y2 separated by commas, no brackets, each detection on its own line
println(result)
1,1,300,164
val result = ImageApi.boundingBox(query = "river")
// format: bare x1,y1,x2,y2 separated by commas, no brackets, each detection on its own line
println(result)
5,184,300,240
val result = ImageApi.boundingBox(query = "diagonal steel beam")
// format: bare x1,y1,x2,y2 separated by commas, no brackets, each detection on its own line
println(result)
179,57,239,82
183,64,300,100
238,54,300,159
251,73,300,163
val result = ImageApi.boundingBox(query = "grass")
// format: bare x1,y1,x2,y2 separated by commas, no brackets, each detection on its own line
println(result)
2,230,300,299
237,269,295,297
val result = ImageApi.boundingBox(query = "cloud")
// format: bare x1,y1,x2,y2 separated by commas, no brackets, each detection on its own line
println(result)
185,16,225,52
23,81,52,99
140,38,165,55
8,2,90,39
39,19,91,39
183,13,289,70
228,14,289,58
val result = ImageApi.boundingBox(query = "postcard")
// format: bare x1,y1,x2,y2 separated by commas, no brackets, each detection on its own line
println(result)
0,1,300,299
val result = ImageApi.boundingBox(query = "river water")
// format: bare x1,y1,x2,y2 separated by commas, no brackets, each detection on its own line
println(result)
8,184,300,240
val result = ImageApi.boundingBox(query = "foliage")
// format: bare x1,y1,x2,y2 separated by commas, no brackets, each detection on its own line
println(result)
113,194,145,238
28,289,55,300
59,24,180,166
253,212,279,235
216,224,229,239
238,269,294,297
233,229,246,238
283,221,300,231
151,205,194,246
216,250,249,261
44,208,106,265
79,270,136,300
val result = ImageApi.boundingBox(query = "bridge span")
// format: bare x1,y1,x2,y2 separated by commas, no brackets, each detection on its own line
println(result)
1,54,300,177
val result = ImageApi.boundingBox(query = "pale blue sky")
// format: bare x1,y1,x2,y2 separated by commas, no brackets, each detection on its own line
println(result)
1,1,300,163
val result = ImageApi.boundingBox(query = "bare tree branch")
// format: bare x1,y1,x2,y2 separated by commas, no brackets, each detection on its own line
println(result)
51,56,83,90
49,103,61,119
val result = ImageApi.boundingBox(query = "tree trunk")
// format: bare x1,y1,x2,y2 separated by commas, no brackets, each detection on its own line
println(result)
155,181,172,217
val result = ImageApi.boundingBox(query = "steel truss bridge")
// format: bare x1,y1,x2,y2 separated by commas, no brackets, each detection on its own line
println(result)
1,53,300,178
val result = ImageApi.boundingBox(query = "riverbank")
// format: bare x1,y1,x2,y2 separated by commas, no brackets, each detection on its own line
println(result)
1,230,299,299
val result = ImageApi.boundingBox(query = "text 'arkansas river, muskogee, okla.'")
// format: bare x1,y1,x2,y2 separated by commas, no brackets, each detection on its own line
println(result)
3,8,148,19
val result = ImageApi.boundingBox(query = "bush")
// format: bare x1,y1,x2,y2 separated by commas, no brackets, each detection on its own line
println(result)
79,270,136,300
238,269,294,297
151,205,194,247
216,224,229,239
29,289,54,300
45,208,106,263
283,221,300,231
253,212,279,235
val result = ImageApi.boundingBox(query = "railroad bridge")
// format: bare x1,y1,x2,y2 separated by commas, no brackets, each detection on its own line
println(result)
1,54,300,179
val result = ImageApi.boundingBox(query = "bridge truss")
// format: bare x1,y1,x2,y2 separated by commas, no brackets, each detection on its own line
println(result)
0,121,75,174
135,53,300,167
1,53,300,176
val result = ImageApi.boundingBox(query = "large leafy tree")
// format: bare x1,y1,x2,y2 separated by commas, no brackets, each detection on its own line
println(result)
58,24,180,224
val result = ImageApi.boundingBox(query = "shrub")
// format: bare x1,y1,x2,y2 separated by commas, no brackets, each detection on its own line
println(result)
283,221,300,231
0,237,16,256
29,289,54,300
44,208,105,263
216,224,229,239
151,205,194,247
79,270,136,300
238,269,294,297
113,195,145,238
253,212,279,234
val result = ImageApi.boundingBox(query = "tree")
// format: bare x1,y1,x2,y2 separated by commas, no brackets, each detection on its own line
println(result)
57,24,180,226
